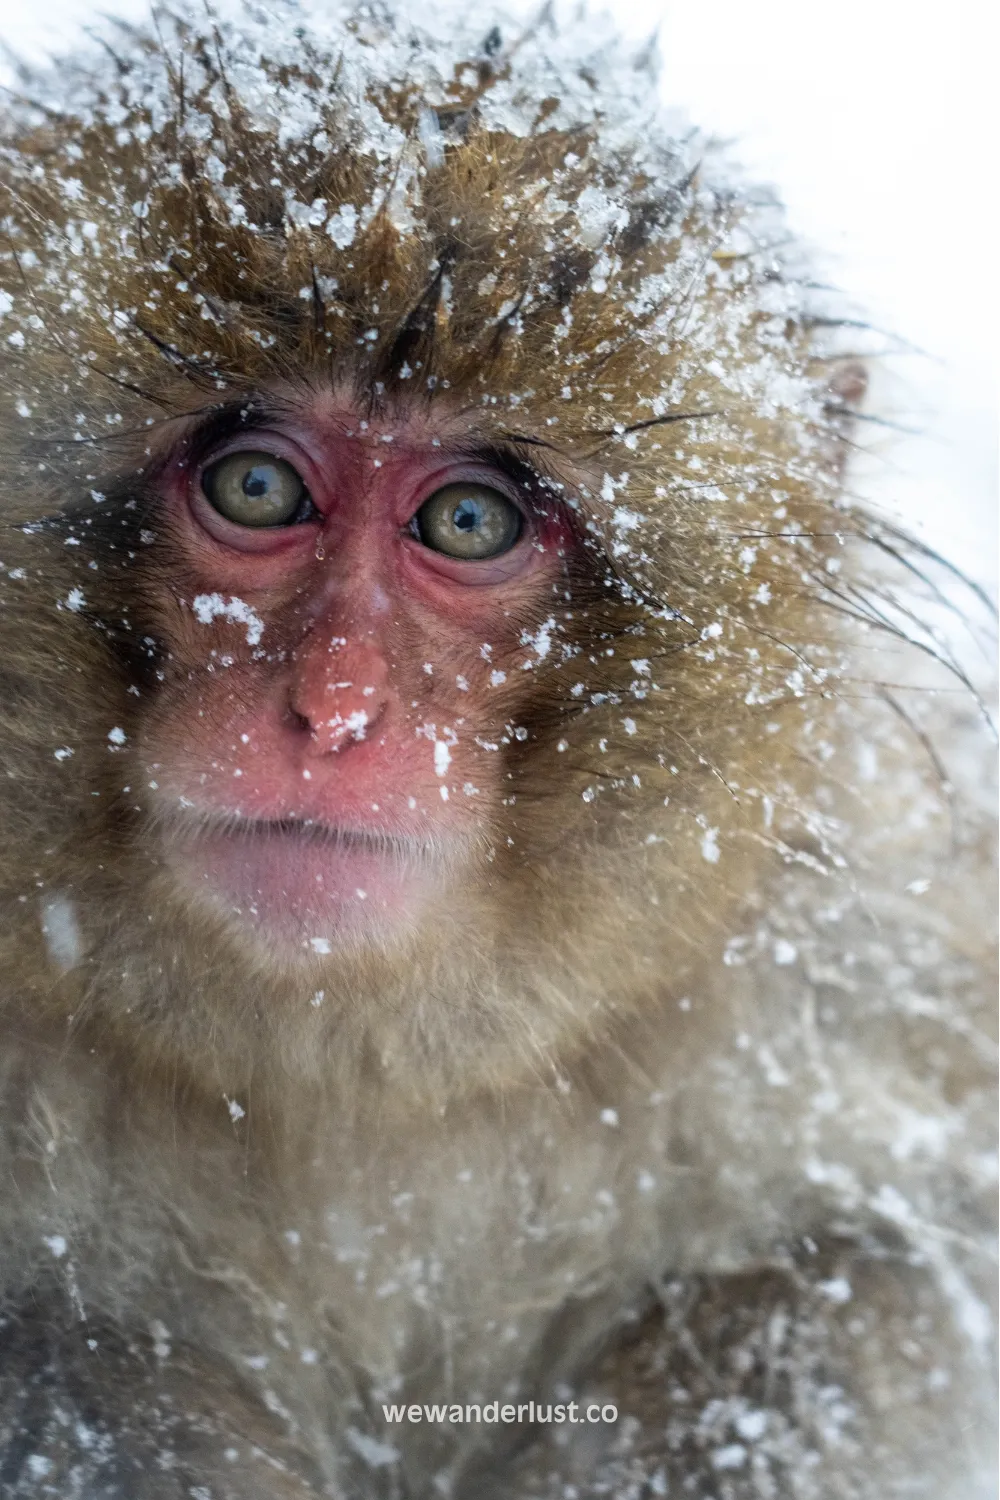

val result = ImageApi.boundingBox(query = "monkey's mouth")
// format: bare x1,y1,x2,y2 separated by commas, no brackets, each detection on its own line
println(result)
160,812,463,948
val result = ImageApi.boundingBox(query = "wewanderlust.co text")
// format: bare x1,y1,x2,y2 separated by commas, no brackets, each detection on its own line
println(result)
382,1400,618,1426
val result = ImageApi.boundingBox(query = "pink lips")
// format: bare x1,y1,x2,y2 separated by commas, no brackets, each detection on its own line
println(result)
164,816,451,949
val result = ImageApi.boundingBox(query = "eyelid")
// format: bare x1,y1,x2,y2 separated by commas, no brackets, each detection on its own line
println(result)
400,531,540,588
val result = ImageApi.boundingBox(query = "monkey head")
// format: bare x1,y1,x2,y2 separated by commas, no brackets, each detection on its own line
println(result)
0,2,864,1095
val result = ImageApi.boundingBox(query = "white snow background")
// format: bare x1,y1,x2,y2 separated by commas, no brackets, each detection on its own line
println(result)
0,0,995,589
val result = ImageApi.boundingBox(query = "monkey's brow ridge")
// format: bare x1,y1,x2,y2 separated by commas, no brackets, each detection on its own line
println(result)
184,396,293,465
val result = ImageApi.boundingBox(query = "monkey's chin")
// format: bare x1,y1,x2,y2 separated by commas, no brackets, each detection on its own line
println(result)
161,818,457,953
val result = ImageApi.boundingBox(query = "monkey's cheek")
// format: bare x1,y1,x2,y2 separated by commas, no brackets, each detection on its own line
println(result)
165,824,453,951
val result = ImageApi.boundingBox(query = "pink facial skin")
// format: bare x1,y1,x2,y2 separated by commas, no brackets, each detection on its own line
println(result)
140,393,574,952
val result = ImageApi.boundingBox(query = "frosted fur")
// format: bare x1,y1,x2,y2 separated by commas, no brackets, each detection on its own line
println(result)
0,3,995,1497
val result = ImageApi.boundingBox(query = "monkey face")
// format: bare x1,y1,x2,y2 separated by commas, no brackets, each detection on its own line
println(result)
135,389,575,953
0,0,871,1087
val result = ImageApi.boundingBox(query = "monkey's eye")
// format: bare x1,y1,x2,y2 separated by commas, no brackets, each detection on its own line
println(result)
413,484,522,560
201,452,312,528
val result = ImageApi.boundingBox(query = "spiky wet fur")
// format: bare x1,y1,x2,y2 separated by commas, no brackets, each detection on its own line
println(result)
0,4,994,1497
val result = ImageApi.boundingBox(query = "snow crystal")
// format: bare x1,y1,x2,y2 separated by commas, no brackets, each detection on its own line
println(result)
417,107,445,169
734,1410,768,1442
40,893,82,970
711,1444,747,1471
757,1045,790,1088
574,185,629,250
345,1428,399,1469
192,593,264,646
149,1320,172,1358
342,710,369,740
521,617,556,663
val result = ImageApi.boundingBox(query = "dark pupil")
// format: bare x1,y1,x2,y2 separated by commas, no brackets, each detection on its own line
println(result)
243,467,274,498
453,498,483,532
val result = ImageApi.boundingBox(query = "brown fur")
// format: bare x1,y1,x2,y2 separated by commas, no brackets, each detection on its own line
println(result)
0,5,994,1496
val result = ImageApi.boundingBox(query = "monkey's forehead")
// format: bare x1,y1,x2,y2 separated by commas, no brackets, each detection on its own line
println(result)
8,1,679,160
0,0,841,516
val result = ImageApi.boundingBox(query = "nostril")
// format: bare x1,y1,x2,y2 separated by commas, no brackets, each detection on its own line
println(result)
287,705,312,735
289,635,391,754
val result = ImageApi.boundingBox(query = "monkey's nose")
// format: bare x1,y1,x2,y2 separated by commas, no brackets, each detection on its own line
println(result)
289,639,390,755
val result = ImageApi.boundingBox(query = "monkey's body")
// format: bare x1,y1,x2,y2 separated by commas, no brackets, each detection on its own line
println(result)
2,702,994,1498
0,3,994,1496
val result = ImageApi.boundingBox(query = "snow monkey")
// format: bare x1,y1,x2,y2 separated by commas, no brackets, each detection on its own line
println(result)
0,3,994,1497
